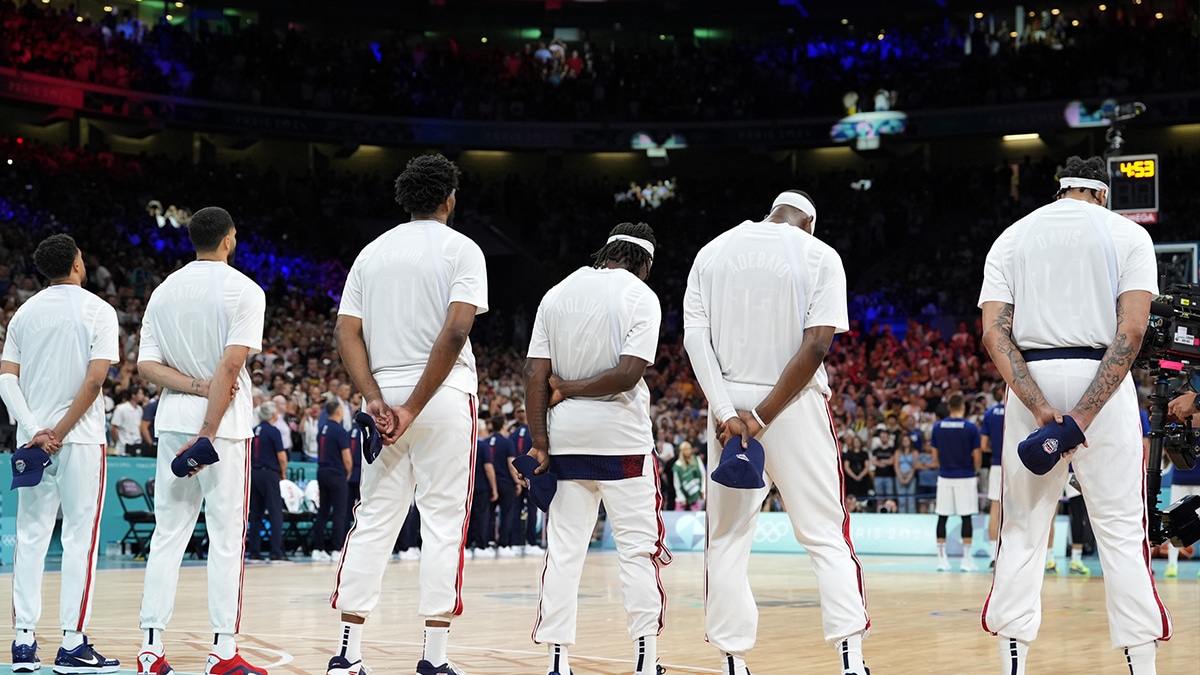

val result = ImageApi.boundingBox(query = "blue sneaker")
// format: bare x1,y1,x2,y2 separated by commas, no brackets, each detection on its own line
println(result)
326,655,367,675
414,660,465,675
12,640,40,673
52,637,119,674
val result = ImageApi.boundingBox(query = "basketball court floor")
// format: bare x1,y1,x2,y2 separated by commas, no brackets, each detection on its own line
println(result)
1,552,1196,674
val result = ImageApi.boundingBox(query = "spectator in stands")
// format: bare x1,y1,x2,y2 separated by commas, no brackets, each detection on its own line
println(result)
842,434,872,500
271,393,295,459
672,441,704,511
895,433,919,514
247,401,288,563
870,426,897,511
311,399,351,563
109,385,144,456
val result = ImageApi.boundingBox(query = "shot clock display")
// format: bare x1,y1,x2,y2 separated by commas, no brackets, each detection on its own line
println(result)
1107,153,1159,224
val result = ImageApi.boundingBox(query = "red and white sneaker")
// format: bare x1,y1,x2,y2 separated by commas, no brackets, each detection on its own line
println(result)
137,652,174,675
204,652,268,675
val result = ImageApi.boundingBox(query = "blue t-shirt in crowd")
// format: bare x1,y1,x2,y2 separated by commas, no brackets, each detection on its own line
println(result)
907,428,923,451
475,438,493,493
349,424,362,482
981,403,1005,466
931,416,981,479
488,433,516,485
251,420,284,473
318,421,351,477
1140,408,1151,437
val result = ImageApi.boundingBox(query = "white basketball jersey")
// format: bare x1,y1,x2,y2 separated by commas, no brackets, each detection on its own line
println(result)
979,199,1158,350
139,260,265,440
684,220,849,396
339,220,488,396
1,285,118,445
527,266,660,456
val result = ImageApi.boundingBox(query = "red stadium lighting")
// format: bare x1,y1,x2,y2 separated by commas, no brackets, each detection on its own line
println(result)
16,137,23,144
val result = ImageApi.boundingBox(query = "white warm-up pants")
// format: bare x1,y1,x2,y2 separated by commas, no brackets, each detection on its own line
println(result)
332,386,476,621
12,443,105,633
140,433,250,634
533,455,670,646
983,362,1172,648
705,384,869,657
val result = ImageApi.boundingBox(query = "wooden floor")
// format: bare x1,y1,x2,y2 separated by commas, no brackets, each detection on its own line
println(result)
2,552,1197,674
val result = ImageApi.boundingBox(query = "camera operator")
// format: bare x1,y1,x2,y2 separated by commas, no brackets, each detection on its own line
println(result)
1166,390,1199,424
1165,389,1200,577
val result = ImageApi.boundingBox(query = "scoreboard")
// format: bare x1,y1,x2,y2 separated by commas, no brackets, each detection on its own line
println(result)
1107,153,1159,224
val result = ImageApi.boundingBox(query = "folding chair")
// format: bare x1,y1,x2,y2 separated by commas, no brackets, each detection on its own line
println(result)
116,477,155,557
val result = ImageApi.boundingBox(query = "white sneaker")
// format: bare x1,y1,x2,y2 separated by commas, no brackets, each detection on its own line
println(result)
330,550,342,563
399,549,421,561
311,550,331,562
960,556,979,572
498,546,518,558
937,556,952,572
483,546,498,558
524,545,545,556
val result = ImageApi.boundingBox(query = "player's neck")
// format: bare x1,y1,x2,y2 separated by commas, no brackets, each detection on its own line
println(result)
196,252,228,264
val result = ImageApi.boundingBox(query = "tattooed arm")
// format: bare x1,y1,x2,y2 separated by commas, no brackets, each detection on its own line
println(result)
1065,291,1151,430
981,302,1062,426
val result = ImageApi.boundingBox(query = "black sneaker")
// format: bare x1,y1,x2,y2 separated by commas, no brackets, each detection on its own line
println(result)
415,660,465,675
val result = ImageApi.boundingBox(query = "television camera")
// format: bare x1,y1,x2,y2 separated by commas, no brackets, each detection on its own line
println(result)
1137,284,1200,548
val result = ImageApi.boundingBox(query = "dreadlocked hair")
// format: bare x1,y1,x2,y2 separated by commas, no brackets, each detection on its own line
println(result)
1055,155,1109,198
394,153,461,215
592,222,656,273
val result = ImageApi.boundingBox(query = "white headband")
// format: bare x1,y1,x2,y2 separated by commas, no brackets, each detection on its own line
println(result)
772,192,817,233
607,234,655,257
1059,177,1109,193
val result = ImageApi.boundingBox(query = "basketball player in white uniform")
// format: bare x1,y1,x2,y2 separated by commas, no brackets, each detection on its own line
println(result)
684,192,870,675
2,234,120,673
134,206,268,675
328,154,487,675
524,222,671,675
979,156,1169,675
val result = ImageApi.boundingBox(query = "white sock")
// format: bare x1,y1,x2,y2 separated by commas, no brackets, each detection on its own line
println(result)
1045,547,1054,564
141,629,164,656
999,637,1028,675
634,636,657,674
937,543,947,558
62,631,84,650
990,540,998,558
836,634,865,673
1125,642,1157,675
548,644,570,674
338,623,363,662
723,652,748,675
1167,545,1179,566
15,630,35,647
1071,547,1083,564
212,633,236,660
423,626,449,666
